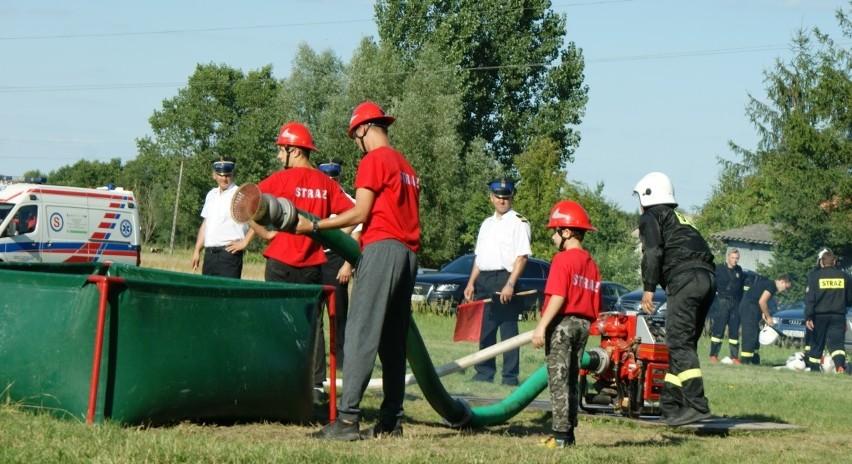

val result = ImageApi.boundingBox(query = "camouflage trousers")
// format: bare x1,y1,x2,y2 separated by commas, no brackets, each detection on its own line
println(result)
546,315,591,433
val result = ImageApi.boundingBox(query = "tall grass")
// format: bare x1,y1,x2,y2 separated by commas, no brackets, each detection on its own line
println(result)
1,250,849,463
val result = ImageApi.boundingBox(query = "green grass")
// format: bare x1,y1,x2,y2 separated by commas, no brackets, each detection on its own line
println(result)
2,314,849,463
2,254,850,463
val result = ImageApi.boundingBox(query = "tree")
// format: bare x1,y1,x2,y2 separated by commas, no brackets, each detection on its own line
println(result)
702,4,852,299
49,158,125,189
374,0,588,170
513,137,569,259
144,63,280,248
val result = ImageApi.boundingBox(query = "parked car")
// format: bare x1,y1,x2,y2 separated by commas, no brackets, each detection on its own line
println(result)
771,303,852,352
770,301,807,347
411,254,550,312
601,282,631,312
616,287,667,316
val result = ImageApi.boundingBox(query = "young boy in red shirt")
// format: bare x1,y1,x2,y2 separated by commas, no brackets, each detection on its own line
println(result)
532,200,601,448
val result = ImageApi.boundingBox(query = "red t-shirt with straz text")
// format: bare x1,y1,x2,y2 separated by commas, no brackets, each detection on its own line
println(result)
542,248,601,322
258,167,354,267
355,145,421,252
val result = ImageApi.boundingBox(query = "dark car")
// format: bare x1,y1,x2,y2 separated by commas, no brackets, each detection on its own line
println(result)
601,282,631,312
771,301,807,347
616,287,667,316
411,254,550,312
771,303,852,351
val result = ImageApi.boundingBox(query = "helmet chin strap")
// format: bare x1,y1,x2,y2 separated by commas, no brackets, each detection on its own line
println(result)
558,230,570,251
354,125,370,154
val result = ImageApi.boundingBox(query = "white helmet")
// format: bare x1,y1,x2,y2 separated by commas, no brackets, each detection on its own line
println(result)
633,172,677,208
759,325,779,345
785,352,806,371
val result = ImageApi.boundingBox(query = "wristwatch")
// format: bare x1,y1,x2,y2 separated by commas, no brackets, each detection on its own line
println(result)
312,218,320,233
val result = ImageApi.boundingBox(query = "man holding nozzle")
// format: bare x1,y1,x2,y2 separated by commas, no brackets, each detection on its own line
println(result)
248,121,355,402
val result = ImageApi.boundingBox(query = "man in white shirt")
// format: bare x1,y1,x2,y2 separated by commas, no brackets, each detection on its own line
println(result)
463,178,532,386
191,157,254,278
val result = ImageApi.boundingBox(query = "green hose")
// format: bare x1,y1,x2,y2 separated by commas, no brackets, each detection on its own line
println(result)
307,216,596,428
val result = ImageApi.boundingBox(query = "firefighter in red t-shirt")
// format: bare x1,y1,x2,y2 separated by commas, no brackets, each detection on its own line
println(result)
297,102,420,441
249,121,355,400
532,200,601,449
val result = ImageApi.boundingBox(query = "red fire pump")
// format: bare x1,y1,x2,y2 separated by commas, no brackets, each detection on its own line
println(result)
579,311,669,418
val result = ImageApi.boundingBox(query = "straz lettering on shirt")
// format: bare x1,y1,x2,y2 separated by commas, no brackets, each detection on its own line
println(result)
400,172,420,189
572,274,601,293
294,187,329,199
818,278,845,289
674,211,696,228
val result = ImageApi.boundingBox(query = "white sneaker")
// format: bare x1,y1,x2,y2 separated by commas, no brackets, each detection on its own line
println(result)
720,356,733,365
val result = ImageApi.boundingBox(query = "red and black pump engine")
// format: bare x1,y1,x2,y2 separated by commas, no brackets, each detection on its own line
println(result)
579,311,669,418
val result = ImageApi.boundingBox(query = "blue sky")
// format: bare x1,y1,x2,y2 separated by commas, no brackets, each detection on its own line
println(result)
0,0,846,212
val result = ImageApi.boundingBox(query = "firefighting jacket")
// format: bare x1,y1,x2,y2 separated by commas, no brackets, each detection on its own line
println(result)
638,205,714,292
804,266,852,320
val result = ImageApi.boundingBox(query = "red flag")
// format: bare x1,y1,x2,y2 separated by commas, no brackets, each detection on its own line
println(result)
454,299,485,342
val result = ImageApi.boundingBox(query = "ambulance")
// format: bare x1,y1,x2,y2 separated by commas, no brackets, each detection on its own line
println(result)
0,183,141,265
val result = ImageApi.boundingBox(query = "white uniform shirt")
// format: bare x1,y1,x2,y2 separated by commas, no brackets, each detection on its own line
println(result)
200,183,248,247
473,209,532,272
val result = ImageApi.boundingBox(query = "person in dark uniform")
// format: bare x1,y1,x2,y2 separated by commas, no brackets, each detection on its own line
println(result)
804,249,851,373
633,171,716,427
803,248,832,354
464,178,532,386
709,248,746,363
738,274,792,365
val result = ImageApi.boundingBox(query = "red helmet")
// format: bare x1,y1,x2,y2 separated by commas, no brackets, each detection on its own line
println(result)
276,122,318,152
547,200,597,231
348,101,396,139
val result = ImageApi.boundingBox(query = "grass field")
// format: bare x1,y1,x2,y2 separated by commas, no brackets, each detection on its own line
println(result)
1,250,850,463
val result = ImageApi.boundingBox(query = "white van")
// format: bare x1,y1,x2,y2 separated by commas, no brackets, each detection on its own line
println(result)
0,183,141,265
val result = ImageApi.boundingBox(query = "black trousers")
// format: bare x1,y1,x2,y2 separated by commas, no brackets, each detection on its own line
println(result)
739,302,762,364
709,297,740,358
806,313,846,371
321,251,350,369
661,267,715,416
264,258,326,387
474,270,521,383
202,247,243,278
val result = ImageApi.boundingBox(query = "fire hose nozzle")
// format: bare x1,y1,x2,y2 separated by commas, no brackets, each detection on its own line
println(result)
231,183,299,231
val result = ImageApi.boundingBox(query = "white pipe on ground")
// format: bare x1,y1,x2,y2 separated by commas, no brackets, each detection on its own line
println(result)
325,330,533,390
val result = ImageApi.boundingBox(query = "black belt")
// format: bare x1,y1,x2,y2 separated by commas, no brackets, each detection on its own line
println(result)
206,246,242,255
480,269,508,274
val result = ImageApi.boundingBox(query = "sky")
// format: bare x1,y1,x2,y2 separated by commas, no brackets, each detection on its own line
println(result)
0,0,847,213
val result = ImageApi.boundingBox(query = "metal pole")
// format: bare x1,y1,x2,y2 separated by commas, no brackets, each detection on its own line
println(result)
168,158,184,254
